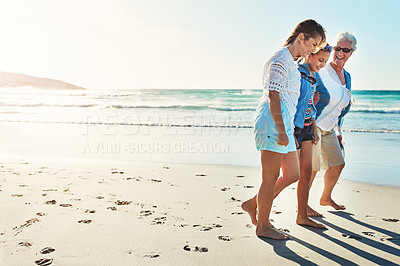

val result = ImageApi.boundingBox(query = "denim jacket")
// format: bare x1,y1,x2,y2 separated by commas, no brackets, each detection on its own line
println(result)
293,63,316,128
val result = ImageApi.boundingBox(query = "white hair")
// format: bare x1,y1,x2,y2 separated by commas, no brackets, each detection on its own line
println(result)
334,31,357,51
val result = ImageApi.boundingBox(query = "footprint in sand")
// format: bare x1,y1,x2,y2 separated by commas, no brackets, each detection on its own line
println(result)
244,185,254,188
163,166,170,169
218,236,232,241
236,175,245,178
144,253,160,258
36,213,46,217
115,200,132,205
382,218,399,222
229,197,242,202
140,210,154,216
14,218,40,236
272,210,282,214
183,245,208,252
342,234,362,240
148,179,162,183
380,237,397,242
107,207,117,211
362,232,375,237
85,209,96,214
127,176,142,181
45,200,57,205
59,204,72,207
151,217,167,225
40,247,55,254
195,174,207,177
18,241,32,247
200,224,222,231
11,194,23,197
231,212,245,215
78,220,92,224
278,228,290,233
221,188,230,191
111,171,124,174
194,246,208,252
34,258,53,265
96,196,104,199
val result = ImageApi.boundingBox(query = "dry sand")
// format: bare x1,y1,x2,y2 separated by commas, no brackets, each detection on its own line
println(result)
0,155,399,265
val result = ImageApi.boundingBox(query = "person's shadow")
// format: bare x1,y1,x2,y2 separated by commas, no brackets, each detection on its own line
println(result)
305,211,400,265
329,211,400,247
258,211,400,266
258,233,357,265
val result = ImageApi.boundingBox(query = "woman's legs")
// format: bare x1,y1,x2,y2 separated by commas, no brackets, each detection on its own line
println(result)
320,164,346,210
256,150,288,239
242,151,300,225
296,141,325,228
274,151,301,196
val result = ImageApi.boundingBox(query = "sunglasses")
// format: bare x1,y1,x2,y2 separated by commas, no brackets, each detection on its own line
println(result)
333,46,353,53
322,44,332,52
301,72,316,85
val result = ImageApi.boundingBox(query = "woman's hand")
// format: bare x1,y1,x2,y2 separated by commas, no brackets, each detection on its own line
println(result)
337,134,344,146
312,128,320,145
277,131,289,146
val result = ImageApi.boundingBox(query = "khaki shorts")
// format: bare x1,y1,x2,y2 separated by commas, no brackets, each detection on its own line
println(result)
312,127,345,171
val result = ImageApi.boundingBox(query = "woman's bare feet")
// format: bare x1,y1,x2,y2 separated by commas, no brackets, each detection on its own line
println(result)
241,199,258,225
296,215,326,228
320,198,346,210
307,205,323,217
256,226,289,240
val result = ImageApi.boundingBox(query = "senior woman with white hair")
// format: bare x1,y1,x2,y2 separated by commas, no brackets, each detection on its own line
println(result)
308,31,357,215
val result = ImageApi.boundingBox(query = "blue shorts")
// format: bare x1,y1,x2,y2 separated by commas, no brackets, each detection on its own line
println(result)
254,102,296,154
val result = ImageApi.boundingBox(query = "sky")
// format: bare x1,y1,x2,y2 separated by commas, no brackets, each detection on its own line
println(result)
0,0,398,90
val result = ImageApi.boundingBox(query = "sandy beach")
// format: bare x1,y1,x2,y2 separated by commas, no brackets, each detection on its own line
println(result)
1,150,399,265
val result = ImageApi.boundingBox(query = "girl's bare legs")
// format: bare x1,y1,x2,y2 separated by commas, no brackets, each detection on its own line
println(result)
296,141,325,228
307,171,322,217
320,164,346,210
256,150,288,239
242,151,300,225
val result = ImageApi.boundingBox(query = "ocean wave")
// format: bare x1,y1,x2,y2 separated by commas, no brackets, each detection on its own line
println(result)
343,129,400,134
110,104,255,111
0,103,97,108
351,109,400,114
0,119,254,128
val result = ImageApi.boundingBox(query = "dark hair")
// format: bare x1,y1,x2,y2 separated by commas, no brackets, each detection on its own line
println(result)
284,19,326,48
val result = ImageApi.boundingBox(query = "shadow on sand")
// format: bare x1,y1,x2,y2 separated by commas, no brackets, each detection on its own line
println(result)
259,211,400,265
259,232,357,265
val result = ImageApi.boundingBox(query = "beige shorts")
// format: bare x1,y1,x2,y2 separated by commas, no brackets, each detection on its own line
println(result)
312,127,345,171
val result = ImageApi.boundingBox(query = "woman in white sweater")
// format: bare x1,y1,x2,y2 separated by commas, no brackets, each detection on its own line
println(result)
242,19,326,240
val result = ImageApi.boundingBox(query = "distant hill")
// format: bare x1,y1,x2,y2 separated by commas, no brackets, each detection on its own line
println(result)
0,71,85,90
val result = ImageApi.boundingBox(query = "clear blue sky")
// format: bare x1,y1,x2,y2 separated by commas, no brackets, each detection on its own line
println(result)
0,0,398,90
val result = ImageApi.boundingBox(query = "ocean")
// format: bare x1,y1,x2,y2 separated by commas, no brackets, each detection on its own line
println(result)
1,88,399,134
1,87,399,187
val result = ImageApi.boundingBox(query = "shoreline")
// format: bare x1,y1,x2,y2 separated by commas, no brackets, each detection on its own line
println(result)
1,122,399,187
